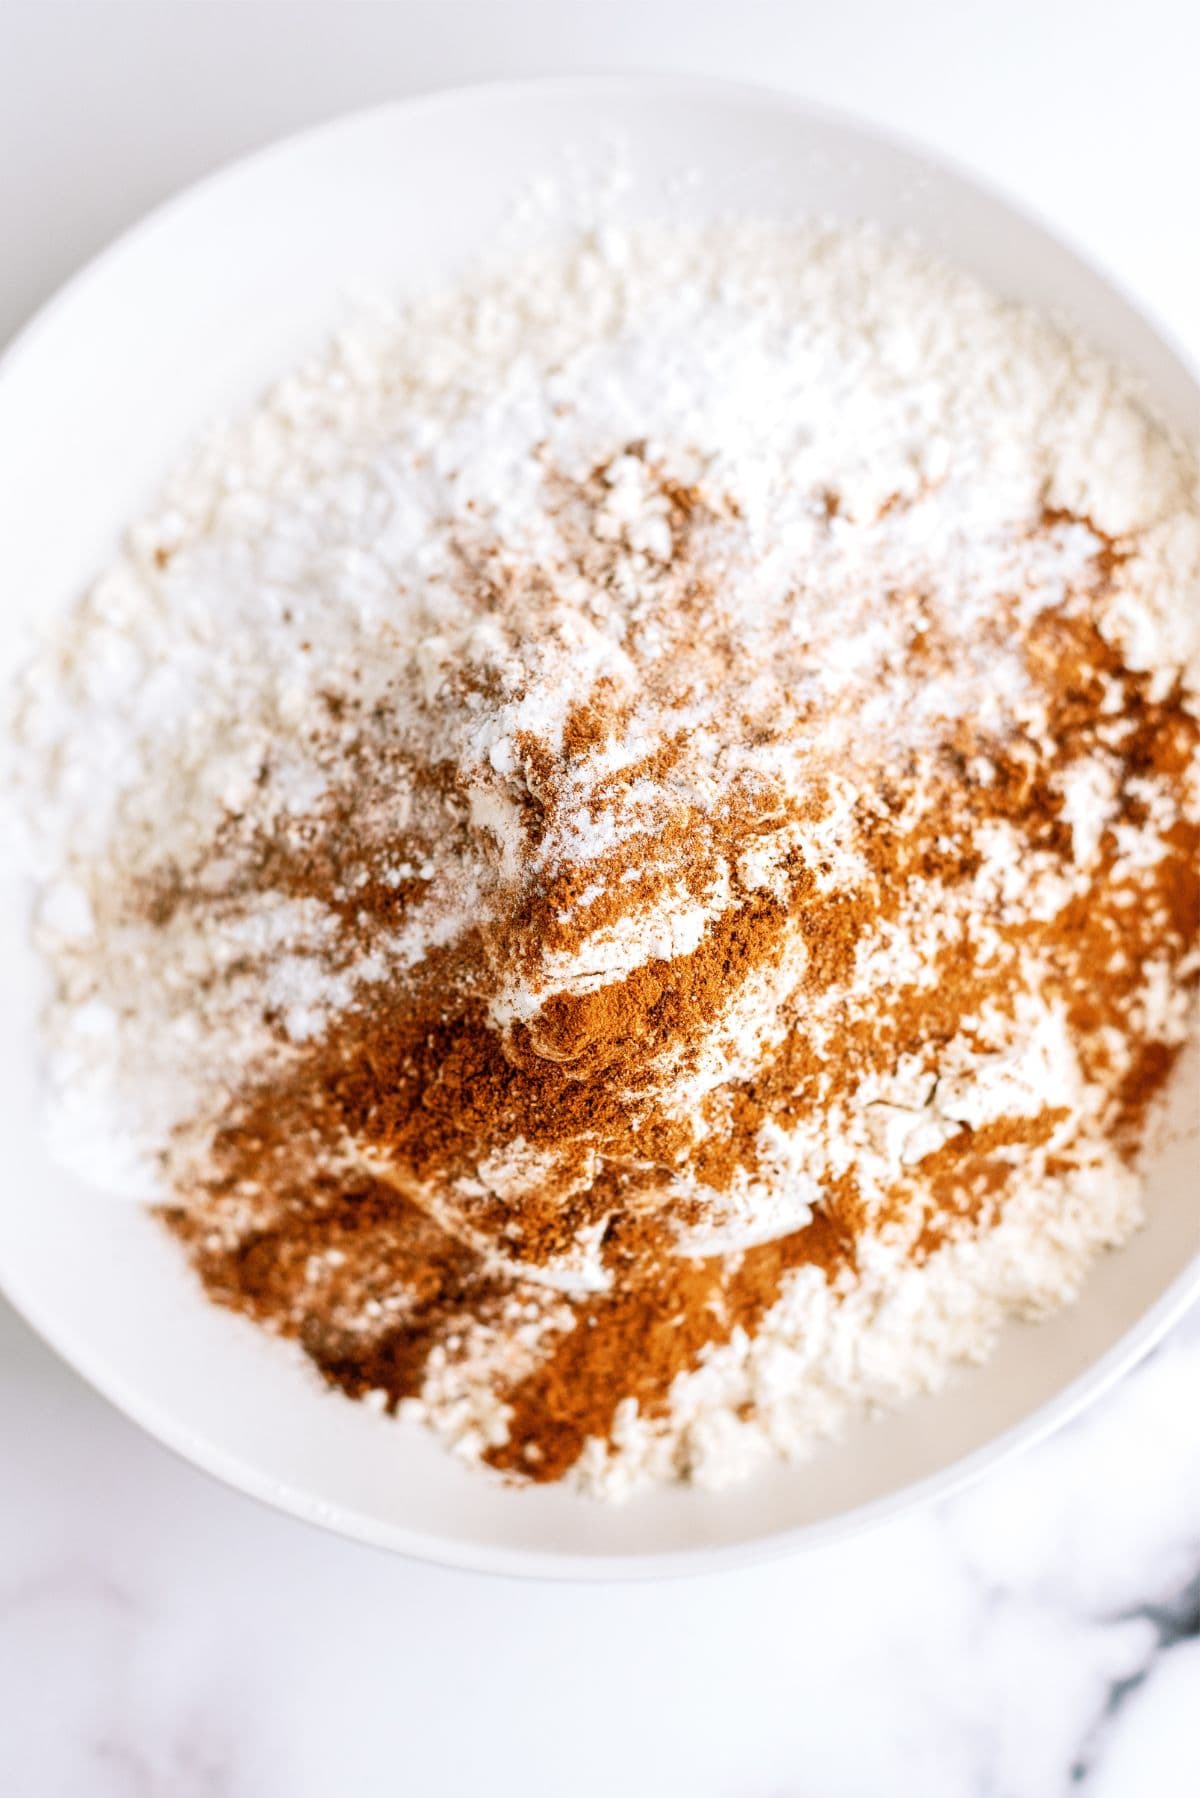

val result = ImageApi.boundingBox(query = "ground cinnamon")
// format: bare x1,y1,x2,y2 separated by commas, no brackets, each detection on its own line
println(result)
159,502,1199,1484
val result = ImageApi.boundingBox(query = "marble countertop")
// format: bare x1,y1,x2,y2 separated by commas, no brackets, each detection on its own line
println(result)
4,1295,1198,1795
2,4,1197,1793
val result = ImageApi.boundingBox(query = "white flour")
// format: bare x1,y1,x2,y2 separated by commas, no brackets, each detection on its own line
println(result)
9,219,1200,1496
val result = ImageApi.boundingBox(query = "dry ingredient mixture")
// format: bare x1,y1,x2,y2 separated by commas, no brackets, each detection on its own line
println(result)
11,221,1200,1497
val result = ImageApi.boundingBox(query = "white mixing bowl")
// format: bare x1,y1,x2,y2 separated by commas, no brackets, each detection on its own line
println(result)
1,75,1197,1577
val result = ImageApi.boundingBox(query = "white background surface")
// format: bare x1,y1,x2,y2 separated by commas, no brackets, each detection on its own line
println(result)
1,4,1198,1794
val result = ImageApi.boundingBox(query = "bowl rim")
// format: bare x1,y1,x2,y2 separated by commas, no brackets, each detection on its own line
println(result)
5,1226,1199,1582
2,69,1198,1581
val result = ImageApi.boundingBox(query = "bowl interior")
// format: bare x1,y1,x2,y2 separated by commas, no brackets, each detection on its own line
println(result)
1,77,1197,1575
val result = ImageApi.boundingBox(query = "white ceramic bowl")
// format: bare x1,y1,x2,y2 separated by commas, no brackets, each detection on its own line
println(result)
2,76,1197,1578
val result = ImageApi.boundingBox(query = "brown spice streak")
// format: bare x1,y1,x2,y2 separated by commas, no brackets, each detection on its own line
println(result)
157,504,1199,1483
485,1206,854,1482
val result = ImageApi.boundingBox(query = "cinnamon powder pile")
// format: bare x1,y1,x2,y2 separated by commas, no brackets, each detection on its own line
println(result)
159,498,1198,1488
